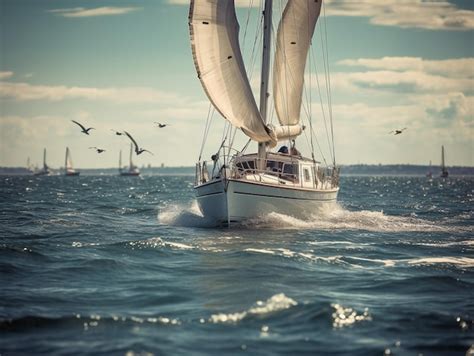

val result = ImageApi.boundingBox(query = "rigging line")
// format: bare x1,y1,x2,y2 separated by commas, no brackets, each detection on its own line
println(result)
305,113,329,167
318,15,333,163
240,138,252,155
241,0,255,55
198,103,214,161
308,44,315,160
312,34,333,164
247,3,264,90
322,1,336,166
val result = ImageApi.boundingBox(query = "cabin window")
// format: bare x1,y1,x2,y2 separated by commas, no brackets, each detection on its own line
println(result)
282,163,298,182
236,160,255,172
304,168,311,182
266,160,282,172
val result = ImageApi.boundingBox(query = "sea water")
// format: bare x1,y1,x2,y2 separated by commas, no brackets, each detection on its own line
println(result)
1,175,473,355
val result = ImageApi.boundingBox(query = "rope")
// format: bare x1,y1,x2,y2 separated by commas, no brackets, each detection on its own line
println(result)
322,2,336,166
198,104,215,161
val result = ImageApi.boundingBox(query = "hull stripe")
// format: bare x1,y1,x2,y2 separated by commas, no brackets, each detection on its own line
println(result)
233,191,336,201
196,191,224,198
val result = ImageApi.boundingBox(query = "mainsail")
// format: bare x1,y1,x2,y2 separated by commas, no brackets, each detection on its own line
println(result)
273,0,322,137
65,147,73,171
189,0,276,145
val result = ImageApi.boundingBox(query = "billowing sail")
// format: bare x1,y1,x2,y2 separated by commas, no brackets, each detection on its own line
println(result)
273,0,322,134
65,147,73,171
189,0,276,145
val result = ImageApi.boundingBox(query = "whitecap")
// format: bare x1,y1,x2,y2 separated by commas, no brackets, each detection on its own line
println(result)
407,257,474,268
209,293,297,324
157,201,217,228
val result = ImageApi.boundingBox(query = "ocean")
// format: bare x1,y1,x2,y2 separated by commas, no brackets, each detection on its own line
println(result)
1,175,473,355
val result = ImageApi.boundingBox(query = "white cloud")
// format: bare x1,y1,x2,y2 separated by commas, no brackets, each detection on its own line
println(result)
48,7,141,18
331,70,473,94
0,81,179,103
0,71,13,79
325,0,474,30
330,57,474,94
169,0,474,30
168,0,260,7
338,57,474,78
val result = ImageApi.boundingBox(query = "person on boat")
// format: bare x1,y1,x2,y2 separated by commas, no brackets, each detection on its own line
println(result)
290,140,301,156
278,145,289,154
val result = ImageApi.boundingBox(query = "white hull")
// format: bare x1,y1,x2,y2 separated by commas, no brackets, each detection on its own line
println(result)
195,178,338,225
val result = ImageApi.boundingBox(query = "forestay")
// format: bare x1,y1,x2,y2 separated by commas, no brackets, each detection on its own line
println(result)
189,0,276,146
273,0,322,137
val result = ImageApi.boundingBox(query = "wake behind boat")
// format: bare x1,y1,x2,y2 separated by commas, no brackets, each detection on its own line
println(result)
189,0,339,225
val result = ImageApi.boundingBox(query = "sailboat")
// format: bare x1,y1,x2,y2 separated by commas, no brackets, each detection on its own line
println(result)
119,143,140,176
426,160,432,179
440,145,449,178
189,0,339,225
26,157,34,174
34,148,50,176
65,147,80,176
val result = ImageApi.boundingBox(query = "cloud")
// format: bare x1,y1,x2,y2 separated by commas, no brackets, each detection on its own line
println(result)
0,71,13,79
338,57,474,78
169,0,474,30
0,81,179,103
332,57,474,94
325,0,474,30
331,70,473,94
168,0,260,7
48,7,141,18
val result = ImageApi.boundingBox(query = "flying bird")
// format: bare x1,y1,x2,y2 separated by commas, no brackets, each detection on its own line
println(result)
110,129,123,136
389,128,407,135
154,122,169,128
89,147,106,154
124,131,154,155
71,120,95,135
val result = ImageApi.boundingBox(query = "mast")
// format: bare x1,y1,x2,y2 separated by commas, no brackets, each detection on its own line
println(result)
65,147,69,171
119,150,122,173
129,143,133,170
441,145,445,170
43,148,47,170
257,0,273,170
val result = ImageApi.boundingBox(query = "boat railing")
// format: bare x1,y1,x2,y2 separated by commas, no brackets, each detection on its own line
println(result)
196,149,339,190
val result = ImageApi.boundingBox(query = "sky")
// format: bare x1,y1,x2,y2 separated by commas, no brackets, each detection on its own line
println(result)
0,0,473,169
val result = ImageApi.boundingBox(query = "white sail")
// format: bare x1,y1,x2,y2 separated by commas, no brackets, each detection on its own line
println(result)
65,147,73,171
273,0,322,137
189,0,276,146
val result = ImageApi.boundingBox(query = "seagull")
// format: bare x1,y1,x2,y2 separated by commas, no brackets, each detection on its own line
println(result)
110,129,123,136
124,131,154,155
71,120,95,135
154,122,169,128
89,147,106,154
389,127,407,135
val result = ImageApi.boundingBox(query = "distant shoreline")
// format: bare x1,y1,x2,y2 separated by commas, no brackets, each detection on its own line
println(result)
1,164,473,176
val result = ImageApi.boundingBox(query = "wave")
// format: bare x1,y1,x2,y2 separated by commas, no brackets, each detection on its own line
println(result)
157,201,218,228
0,314,180,332
331,303,372,328
209,293,297,324
157,200,464,233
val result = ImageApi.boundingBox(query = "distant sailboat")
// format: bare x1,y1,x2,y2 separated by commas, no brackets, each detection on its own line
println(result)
65,147,80,176
119,143,140,176
189,0,339,225
34,148,50,176
440,145,449,178
26,157,33,174
426,160,432,178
